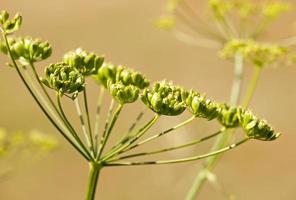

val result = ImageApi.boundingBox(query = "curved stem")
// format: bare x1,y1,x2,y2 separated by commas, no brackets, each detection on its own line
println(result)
186,53,245,199
109,129,223,162
85,162,102,200
105,138,249,166
1,33,90,161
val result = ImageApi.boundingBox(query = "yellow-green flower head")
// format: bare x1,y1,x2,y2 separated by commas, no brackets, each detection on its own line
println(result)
262,2,291,19
0,10,22,34
221,39,288,67
107,81,140,104
209,0,233,20
63,48,104,76
217,104,240,128
183,90,219,120
238,108,280,141
0,37,52,65
141,81,186,116
94,63,149,89
41,62,85,98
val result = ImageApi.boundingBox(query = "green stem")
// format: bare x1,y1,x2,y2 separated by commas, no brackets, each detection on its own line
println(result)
94,86,105,156
97,103,123,160
102,115,160,162
57,94,93,160
186,53,244,199
84,89,95,154
105,138,249,166
242,66,262,108
109,129,223,162
85,162,102,200
122,115,196,153
74,98,92,152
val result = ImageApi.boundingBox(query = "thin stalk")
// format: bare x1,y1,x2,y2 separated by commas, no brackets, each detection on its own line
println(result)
94,86,105,156
101,115,160,162
105,138,250,166
186,53,244,199
29,62,61,117
57,94,92,160
122,115,196,153
1,33,90,161
108,110,146,152
96,103,123,160
242,66,262,108
108,129,223,162
85,162,102,200
83,89,95,154
74,98,92,153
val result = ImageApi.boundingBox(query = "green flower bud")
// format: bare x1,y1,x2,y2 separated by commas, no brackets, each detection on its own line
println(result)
63,48,104,76
94,63,150,89
183,90,219,120
0,37,52,64
141,81,186,116
93,62,118,87
0,11,22,33
238,108,280,141
41,62,85,98
107,81,140,104
217,104,240,128
116,66,149,89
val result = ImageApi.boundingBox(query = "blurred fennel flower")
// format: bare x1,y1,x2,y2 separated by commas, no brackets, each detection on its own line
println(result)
220,39,288,67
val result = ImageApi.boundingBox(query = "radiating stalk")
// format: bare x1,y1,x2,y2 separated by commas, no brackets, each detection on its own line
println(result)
105,138,249,166
109,129,223,162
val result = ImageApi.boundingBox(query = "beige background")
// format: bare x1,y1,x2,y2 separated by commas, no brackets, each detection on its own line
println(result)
0,0,296,199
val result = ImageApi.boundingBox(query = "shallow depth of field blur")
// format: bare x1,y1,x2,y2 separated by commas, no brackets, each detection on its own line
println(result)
0,0,296,199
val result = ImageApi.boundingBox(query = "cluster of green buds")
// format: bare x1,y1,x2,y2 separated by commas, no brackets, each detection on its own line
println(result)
0,37,52,65
220,39,288,67
63,48,104,76
0,10,22,34
41,62,85,98
182,90,219,120
94,63,149,104
237,108,280,141
141,81,186,116
217,106,280,141
262,2,291,19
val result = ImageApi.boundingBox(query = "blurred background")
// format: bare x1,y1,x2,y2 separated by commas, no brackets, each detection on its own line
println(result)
0,0,295,199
